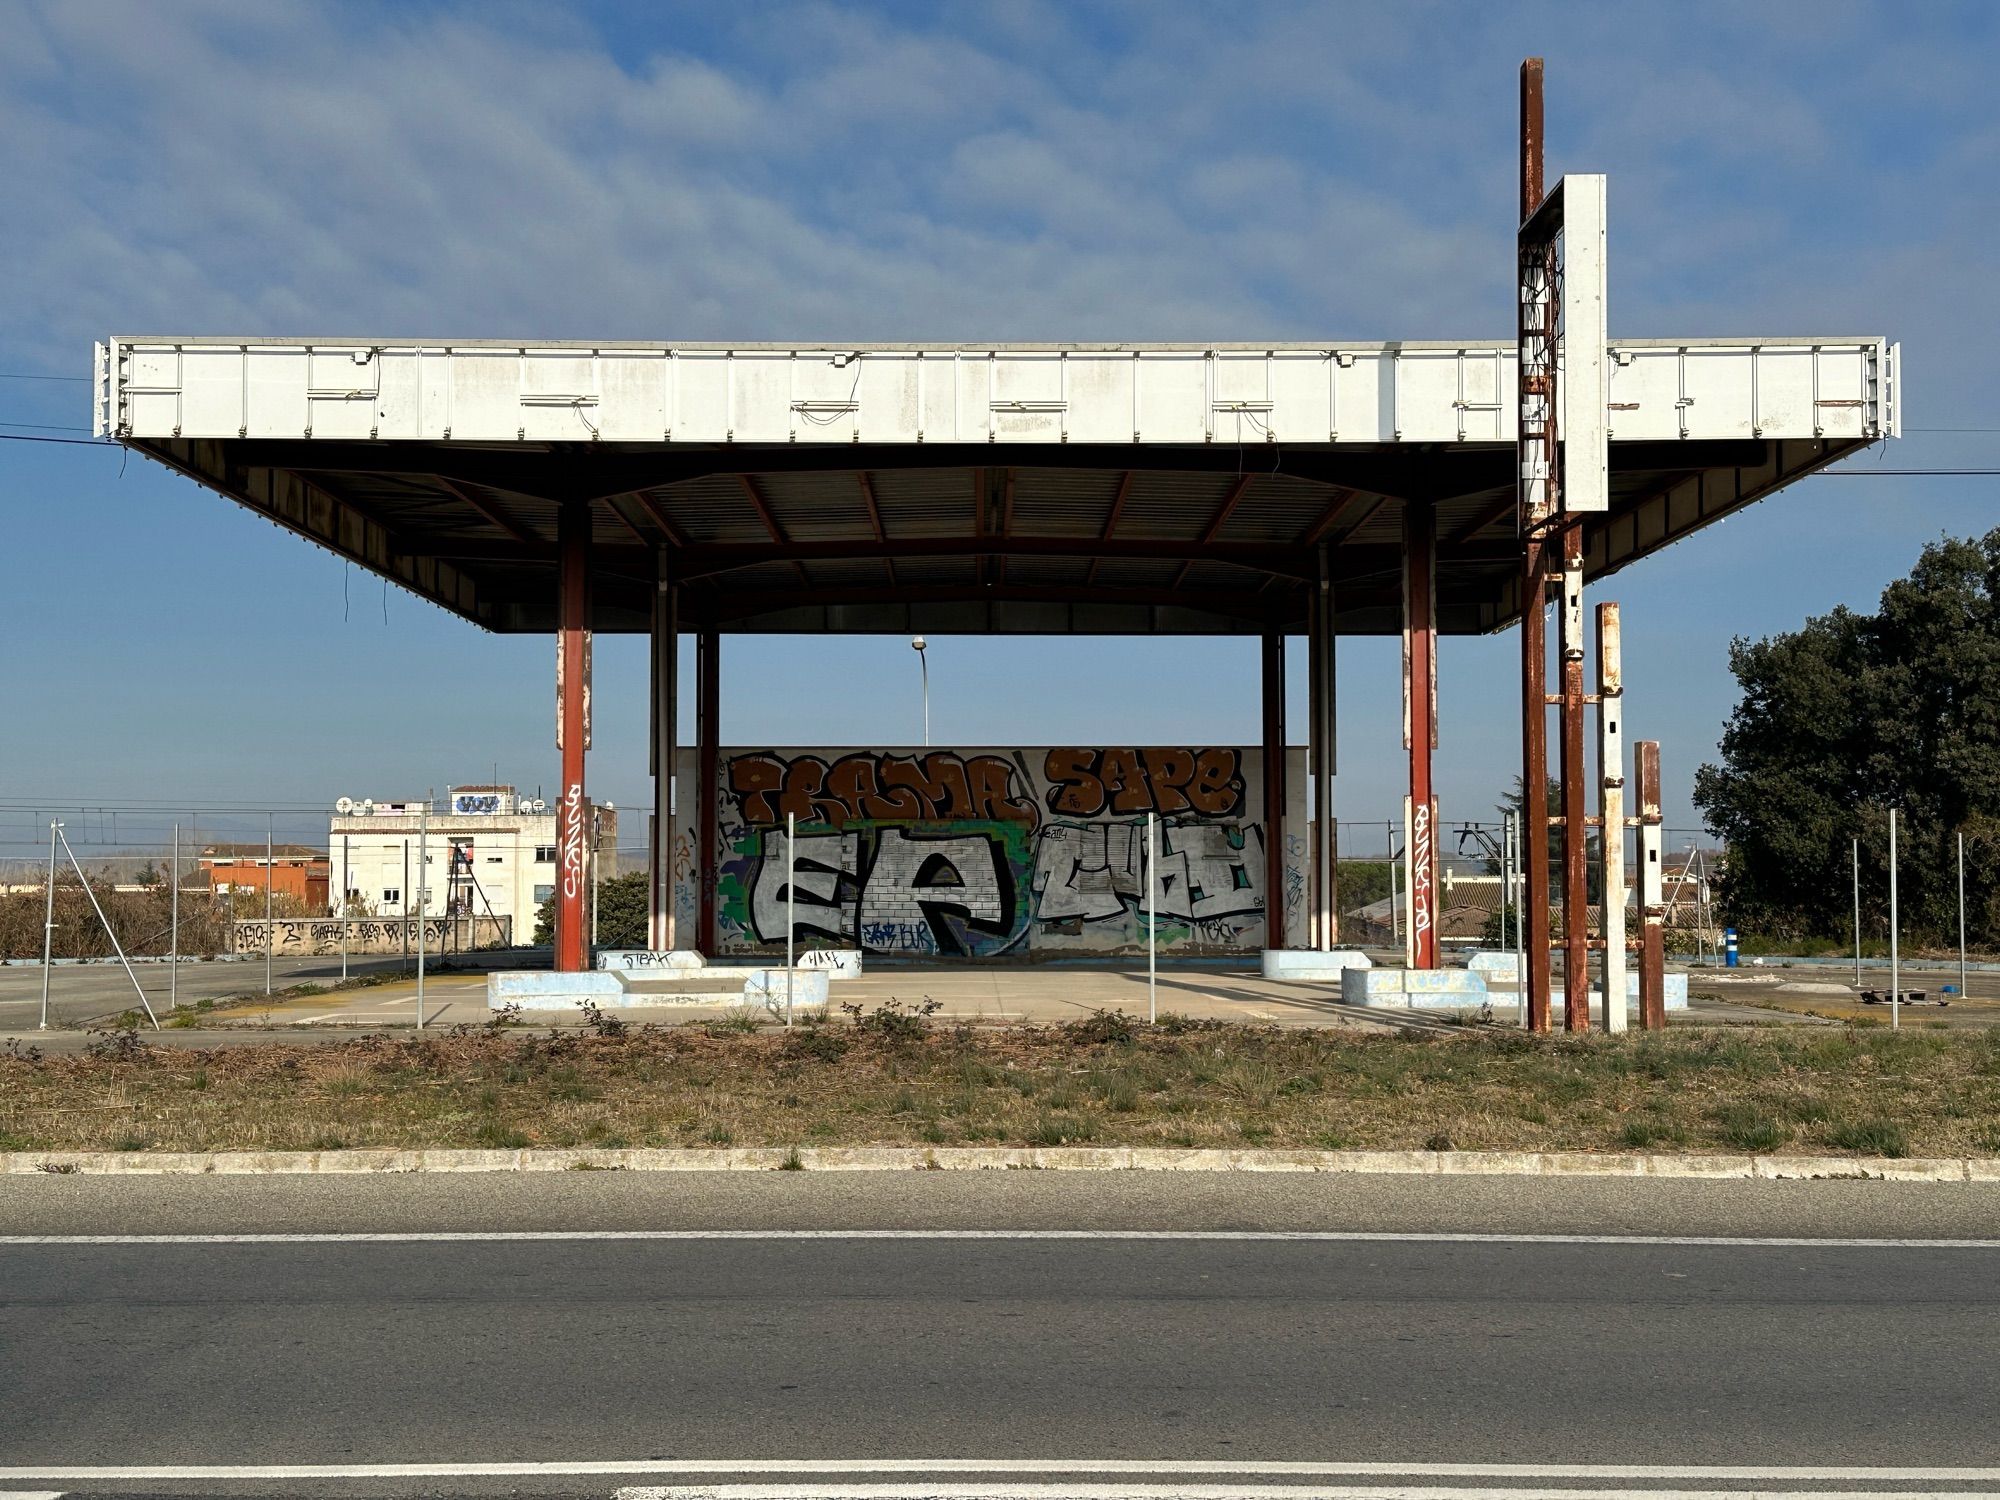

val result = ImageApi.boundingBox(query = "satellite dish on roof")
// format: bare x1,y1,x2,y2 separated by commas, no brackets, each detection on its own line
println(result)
335,797,354,814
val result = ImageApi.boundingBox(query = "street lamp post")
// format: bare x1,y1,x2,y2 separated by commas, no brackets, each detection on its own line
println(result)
911,635,930,748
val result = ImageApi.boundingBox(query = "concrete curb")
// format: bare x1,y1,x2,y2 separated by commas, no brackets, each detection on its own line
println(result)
4,1145,1997,1180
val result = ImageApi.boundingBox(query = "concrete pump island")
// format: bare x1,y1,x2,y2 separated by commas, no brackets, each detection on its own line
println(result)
90,66,1898,1037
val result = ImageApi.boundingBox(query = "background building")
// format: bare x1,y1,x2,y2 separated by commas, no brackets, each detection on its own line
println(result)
198,843,330,911
328,786,616,933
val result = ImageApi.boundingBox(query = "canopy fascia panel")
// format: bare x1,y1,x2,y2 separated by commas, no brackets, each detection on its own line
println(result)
97,336,1898,637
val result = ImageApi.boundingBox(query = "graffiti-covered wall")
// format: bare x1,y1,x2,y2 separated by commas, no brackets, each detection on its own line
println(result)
672,747,1307,958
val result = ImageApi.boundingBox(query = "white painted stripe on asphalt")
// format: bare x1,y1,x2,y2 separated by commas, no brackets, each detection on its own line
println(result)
2,1229,1999,1248
6,1463,2000,1483
613,1489,2000,1500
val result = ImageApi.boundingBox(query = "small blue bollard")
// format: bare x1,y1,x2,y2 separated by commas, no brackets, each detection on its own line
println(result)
1724,928,1739,968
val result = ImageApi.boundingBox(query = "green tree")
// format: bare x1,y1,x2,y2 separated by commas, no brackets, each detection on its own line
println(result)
1336,860,1392,915
532,869,650,950
1695,529,2000,946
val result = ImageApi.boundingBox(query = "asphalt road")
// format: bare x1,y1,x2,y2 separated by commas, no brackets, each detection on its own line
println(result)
2,1175,1999,1496
0,953,415,1031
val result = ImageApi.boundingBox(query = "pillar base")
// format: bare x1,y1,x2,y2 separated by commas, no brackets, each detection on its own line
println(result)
1262,948,1373,981
1341,967,1489,1008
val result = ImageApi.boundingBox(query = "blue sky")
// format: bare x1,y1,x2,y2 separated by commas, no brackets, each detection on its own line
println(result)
2,0,1995,858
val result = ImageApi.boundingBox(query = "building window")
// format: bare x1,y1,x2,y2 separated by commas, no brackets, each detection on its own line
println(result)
485,855,503,864
534,884,555,903
534,846,557,863
382,888,401,906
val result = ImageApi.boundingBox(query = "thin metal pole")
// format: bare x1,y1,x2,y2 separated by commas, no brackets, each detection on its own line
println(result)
39,819,58,1030
1888,807,1899,1031
416,797,428,1030
921,651,930,748
1958,830,1967,1003
340,833,349,983
265,813,274,996
1389,834,1402,945
57,825,159,1029
592,810,601,948
1147,812,1158,1025
785,811,796,1026
170,822,180,1015
1852,837,1862,991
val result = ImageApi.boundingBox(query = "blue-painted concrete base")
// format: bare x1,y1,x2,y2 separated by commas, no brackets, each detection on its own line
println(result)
1342,967,1491,1008
1467,951,1520,979
595,949,707,973
797,948,864,980
489,971,627,1009
743,968,833,1012
1262,948,1374,981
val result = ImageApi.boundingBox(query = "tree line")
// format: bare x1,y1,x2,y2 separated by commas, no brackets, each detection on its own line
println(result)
1696,529,2000,947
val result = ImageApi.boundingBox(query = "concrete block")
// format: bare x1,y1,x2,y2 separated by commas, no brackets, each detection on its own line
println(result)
742,968,832,1012
489,970,627,1009
1341,966,1490,1009
1467,951,1520,979
594,948,707,972
1262,947,1373,980
797,948,864,980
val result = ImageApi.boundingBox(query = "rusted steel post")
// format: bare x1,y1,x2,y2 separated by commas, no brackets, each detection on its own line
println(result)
650,547,677,951
1518,56,1553,1032
1559,521,1590,1030
1403,499,1440,969
1597,602,1626,1033
1310,540,1337,949
696,625,719,956
1636,739,1667,1029
1261,624,1288,949
555,500,593,973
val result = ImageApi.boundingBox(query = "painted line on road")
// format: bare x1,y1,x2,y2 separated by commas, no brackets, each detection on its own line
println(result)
7,1461,2000,1484
3,1228,1999,1248
612,1494,1990,1500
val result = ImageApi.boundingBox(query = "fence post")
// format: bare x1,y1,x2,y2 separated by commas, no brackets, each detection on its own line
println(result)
416,797,428,1030
39,820,58,1031
1889,807,1899,1031
1147,812,1158,1025
785,811,796,1026
170,822,179,1016
1957,830,1967,1004
265,813,274,996
1852,836,1861,991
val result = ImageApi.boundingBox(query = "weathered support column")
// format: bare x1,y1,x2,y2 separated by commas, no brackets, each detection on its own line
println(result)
554,500,593,973
1518,56,1554,1033
1636,739,1667,1030
1309,540,1337,949
649,548,678,952
1261,624,1287,950
1402,499,1439,970
696,625,720,956
1559,522,1590,1030
1597,603,1626,1033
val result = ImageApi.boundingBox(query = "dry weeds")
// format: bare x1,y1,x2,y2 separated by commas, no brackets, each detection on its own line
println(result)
3,1012,1998,1158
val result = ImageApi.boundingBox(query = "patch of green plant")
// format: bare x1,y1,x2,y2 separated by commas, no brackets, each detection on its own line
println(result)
1710,1103,1787,1151
1026,1112,1099,1145
1824,1117,1909,1157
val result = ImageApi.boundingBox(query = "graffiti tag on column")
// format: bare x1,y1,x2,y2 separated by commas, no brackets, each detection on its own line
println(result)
1410,801,1434,949
559,782,587,903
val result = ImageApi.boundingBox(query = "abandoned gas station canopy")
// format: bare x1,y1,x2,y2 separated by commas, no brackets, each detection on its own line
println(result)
92,334,1897,637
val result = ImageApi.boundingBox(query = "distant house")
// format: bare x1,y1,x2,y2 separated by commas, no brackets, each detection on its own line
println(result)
198,844,330,911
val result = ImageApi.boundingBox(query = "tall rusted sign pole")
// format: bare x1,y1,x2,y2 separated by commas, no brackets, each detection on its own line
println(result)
1635,739,1667,1029
1517,58,1554,1031
555,499,593,972
1403,499,1440,969
1597,602,1627,1032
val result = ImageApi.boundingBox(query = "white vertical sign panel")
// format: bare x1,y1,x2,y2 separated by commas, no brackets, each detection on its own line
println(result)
1562,174,1610,513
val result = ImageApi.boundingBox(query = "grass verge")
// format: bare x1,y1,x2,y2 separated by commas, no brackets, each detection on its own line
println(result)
4,1010,1999,1157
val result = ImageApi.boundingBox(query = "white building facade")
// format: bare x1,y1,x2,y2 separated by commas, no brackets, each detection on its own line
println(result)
329,785,616,936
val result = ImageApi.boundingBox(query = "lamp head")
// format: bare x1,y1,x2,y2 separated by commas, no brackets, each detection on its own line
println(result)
911,635,927,653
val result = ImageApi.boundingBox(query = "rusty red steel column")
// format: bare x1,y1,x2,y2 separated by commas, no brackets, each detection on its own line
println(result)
554,499,593,973
1518,55,1554,1032
1559,520,1591,1030
696,625,719,956
1402,498,1440,969
1261,624,1287,950
1635,739,1668,1030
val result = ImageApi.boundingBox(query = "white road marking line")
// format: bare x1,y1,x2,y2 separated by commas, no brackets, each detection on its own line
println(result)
6,1462,2000,1483
614,1489,2000,1500
2,1229,1998,1248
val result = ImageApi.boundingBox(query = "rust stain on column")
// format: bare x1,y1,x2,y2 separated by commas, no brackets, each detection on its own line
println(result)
555,499,592,974
1403,499,1440,970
